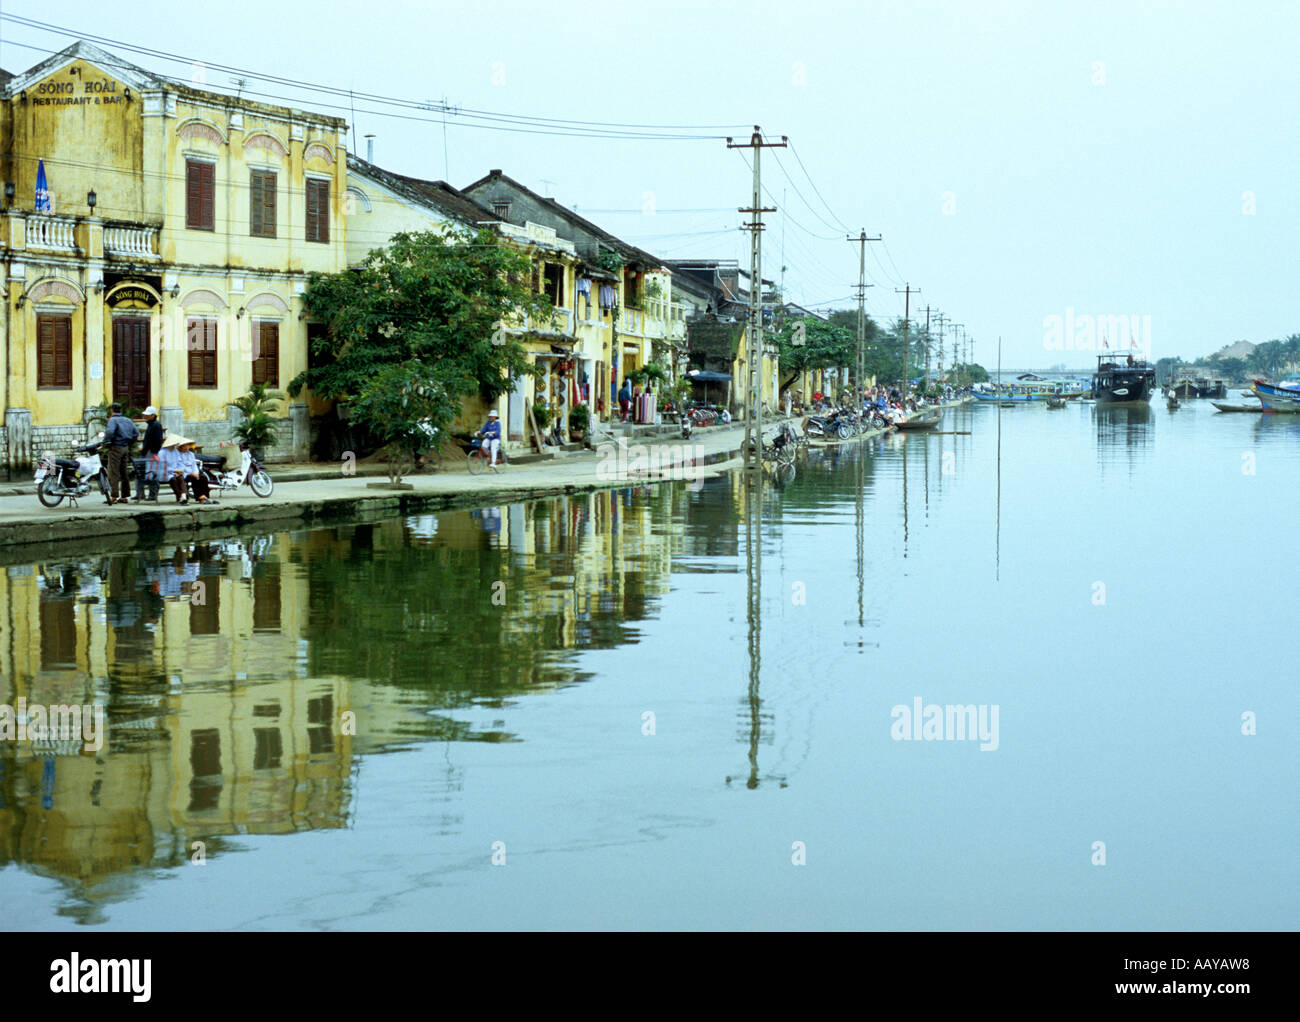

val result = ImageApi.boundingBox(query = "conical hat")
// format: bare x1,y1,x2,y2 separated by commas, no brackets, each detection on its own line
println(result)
162,434,195,449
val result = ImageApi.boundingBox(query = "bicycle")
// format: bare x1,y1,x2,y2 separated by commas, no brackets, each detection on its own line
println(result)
466,435,507,475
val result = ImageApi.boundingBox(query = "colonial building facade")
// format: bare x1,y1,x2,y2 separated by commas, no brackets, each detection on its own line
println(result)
0,42,349,468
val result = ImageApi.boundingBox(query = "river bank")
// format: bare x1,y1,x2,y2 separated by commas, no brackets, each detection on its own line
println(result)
0,400,968,561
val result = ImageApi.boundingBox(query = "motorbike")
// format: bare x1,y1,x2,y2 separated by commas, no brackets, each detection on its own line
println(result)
195,440,275,498
806,410,852,440
35,435,110,508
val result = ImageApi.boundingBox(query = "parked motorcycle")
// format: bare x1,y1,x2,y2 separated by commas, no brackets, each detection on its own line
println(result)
196,440,275,498
806,411,852,440
35,435,110,508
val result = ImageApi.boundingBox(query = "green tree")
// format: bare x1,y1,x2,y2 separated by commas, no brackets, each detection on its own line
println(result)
289,228,553,407
348,361,467,483
777,315,856,388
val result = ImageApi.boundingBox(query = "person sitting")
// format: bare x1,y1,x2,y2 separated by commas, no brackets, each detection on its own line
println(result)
477,409,503,466
161,437,212,505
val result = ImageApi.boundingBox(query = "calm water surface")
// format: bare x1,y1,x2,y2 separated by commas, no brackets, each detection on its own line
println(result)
1,399,1295,929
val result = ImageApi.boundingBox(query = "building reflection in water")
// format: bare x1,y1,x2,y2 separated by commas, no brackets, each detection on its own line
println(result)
0,485,711,916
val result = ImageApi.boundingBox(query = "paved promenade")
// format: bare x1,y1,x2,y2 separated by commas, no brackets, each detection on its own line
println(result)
0,423,752,559
0,400,968,561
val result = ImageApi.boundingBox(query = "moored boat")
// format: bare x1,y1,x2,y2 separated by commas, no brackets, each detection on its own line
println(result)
895,409,943,430
1251,379,1300,412
1093,354,1155,404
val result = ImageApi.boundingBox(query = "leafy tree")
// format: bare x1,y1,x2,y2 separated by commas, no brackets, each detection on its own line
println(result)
347,361,467,483
289,227,554,407
1215,357,1247,382
777,314,855,388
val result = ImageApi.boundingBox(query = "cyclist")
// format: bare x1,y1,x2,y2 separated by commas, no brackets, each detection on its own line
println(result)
476,410,503,467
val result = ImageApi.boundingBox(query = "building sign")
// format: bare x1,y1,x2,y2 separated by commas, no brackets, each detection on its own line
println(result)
106,285,158,308
32,75,124,107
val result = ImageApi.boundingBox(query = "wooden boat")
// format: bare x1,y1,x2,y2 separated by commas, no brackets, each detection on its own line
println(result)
1251,379,1300,412
1045,397,1066,409
895,409,943,430
1212,402,1262,413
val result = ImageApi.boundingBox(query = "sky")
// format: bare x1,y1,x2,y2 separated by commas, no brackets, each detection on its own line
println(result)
2,0,1296,370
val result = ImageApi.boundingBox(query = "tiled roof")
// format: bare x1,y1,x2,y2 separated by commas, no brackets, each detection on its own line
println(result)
349,154,499,229
462,169,668,271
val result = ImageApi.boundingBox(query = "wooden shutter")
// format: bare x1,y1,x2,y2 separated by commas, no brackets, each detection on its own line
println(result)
187,160,214,230
37,317,55,388
188,318,218,388
251,170,276,237
252,321,279,386
306,179,329,243
37,316,71,388
54,317,71,387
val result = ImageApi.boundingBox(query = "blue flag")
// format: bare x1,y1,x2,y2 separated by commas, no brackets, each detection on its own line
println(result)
35,159,51,212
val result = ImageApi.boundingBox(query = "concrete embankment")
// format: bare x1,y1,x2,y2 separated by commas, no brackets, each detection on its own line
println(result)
0,403,970,563
0,425,752,562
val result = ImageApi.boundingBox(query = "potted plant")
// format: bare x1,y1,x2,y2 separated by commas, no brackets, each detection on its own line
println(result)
232,383,286,461
569,403,590,440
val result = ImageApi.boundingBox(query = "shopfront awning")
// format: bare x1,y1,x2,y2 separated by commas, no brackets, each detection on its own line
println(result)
688,370,732,383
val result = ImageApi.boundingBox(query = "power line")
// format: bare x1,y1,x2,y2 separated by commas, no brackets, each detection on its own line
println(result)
0,17,745,139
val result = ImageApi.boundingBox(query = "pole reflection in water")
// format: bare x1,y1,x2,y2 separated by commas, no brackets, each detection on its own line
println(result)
743,465,763,790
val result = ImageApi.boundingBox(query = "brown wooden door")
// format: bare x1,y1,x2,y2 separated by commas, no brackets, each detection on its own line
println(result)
112,317,151,410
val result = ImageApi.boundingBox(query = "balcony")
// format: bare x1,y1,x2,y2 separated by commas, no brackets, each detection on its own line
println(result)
26,215,77,252
104,223,161,260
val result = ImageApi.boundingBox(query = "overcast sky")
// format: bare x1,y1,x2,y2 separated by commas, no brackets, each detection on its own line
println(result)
3,0,1296,369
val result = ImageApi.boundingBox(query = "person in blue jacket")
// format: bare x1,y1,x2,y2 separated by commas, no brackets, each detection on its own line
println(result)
477,410,503,467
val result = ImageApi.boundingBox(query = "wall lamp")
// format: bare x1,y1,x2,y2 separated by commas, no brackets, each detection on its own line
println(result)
3,181,14,209
87,189,97,213
91,280,104,295
15,292,26,308
170,284,181,299
298,309,307,321
236,307,245,319
123,87,132,102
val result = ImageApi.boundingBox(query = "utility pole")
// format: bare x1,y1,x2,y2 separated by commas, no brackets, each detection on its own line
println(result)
728,126,787,467
894,285,919,397
848,231,881,403
923,306,935,390
932,313,948,378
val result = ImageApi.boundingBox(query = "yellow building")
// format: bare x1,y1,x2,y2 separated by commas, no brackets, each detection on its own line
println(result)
345,155,585,446
0,41,350,468
462,170,689,426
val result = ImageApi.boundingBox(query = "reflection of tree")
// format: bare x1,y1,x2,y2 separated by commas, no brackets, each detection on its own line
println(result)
301,502,671,706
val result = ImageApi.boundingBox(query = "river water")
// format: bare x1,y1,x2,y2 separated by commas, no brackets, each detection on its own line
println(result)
1,399,1295,930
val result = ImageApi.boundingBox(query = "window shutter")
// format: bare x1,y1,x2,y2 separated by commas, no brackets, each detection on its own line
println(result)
306,179,329,243
187,161,215,230
250,171,262,235
54,317,71,387
38,317,54,387
205,319,218,386
264,323,279,386
251,170,276,237
264,173,276,237
201,163,215,230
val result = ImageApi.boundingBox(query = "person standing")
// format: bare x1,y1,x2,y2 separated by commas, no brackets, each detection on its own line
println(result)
618,378,632,421
102,403,139,505
135,406,164,502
